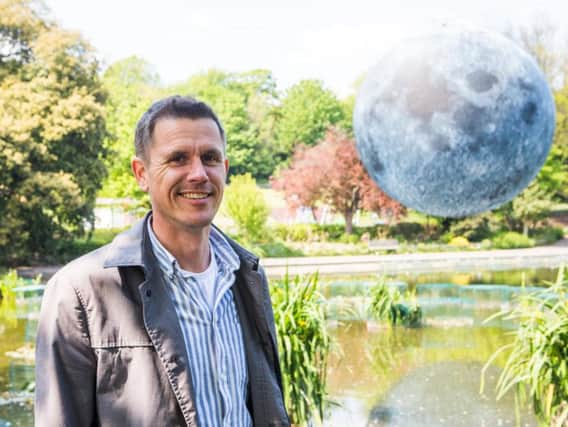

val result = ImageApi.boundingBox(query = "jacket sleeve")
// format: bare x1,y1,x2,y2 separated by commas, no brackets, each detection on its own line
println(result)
259,266,285,391
35,276,97,427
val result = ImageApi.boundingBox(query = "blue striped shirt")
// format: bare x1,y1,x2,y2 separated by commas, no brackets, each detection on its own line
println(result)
147,220,252,427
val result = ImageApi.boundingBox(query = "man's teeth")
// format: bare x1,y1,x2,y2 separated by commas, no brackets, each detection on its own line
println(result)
180,192,208,199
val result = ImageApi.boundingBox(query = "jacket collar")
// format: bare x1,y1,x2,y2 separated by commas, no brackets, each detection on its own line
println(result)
103,211,260,273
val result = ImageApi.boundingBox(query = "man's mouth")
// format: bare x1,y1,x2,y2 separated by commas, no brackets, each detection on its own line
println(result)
178,191,210,200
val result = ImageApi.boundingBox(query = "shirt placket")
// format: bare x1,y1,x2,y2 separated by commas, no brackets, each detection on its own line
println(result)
212,265,232,427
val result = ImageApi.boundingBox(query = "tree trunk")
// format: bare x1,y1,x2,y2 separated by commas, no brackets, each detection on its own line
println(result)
344,209,354,234
311,206,318,223
522,221,529,237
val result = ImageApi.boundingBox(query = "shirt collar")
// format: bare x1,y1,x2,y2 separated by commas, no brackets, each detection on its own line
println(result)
146,216,240,279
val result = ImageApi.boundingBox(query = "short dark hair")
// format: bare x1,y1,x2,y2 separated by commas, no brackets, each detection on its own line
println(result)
134,95,225,159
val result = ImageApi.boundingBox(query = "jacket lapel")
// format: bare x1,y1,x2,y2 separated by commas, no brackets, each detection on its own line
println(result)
104,213,199,427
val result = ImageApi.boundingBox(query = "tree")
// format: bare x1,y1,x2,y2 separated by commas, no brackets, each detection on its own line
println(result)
170,69,280,180
505,20,568,202
537,83,568,201
99,56,160,200
273,80,345,165
496,182,555,236
505,18,567,88
272,128,404,234
0,0,107,264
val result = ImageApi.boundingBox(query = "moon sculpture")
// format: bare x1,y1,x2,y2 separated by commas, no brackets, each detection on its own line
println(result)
354,29,556,217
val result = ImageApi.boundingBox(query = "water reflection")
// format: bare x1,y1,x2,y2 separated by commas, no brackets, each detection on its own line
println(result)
0,295,39,427
325,282,539,426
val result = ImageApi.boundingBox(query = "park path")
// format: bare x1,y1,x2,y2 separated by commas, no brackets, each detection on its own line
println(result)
16,240,568,281
261,239,568,278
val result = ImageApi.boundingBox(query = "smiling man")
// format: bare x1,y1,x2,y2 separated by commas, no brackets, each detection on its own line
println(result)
35,96,290,427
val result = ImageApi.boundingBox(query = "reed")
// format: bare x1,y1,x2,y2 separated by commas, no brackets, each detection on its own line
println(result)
271,272,330,426
482,266,568,426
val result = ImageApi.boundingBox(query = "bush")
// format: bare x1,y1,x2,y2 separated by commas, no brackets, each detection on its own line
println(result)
317,224,345,241
252,241,304,258
531,226,565,245
223,174,269,242
271,224,324,243
448,236,470,248
492,232,535,249
449,214,494,242
338,233,359,244
387,222,425,242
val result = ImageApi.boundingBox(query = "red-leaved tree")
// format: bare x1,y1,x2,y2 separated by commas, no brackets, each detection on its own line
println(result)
272,128,404,234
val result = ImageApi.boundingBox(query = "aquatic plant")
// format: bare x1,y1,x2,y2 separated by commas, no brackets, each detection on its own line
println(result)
482,266,568,426
0,269,20,326
368,281,422,328
271,272,331,426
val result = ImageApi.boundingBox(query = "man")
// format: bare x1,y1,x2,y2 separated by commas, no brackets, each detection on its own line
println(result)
35,96,290,427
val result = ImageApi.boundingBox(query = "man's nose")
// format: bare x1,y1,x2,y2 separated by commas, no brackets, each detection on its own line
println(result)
185,158,208,182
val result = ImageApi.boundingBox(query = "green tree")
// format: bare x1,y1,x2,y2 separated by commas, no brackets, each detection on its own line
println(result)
0,0,107,264
100,56,160,200
497,182,555,236
171,69,280,179
273,79,344,164
537,84,568,201
223,173,269,242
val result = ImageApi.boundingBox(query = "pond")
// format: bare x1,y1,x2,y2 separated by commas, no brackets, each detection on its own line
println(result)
0,267,561,426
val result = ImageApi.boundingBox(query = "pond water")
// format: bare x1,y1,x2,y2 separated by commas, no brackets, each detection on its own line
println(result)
0,267,561,426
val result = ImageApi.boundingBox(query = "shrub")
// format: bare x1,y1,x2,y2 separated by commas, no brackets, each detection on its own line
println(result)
223,174,269,242
253,242,304,258
338,233,359,244
448,236,470,248
531,226,565,245
317,224,345,241
449,214,494,242
387,222,425,242
271,273,330,425
492,232,535,249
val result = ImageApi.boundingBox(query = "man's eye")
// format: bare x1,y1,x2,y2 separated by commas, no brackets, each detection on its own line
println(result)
202,153,221,164
169,154,186,164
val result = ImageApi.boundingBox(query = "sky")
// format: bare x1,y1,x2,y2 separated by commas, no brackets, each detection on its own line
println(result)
43,0,568,97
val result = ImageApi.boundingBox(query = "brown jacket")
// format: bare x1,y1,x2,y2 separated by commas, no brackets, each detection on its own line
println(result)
35,215,290,427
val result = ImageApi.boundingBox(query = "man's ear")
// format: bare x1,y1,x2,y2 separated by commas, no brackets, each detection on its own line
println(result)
224,158,229,182
131,157,149,192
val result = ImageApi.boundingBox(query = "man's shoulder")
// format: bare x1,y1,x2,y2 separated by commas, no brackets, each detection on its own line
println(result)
49,243,116,289
48,220,145,290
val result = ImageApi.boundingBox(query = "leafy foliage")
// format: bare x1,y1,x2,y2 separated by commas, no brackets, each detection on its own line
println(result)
0,0,107,264
368,281,422,328
274,79,345,158
99,56,159,201
271,273,330,425
171,69,280,179
223,174,269,242
491,232,535,249
482,267,568,426
272,128,404,234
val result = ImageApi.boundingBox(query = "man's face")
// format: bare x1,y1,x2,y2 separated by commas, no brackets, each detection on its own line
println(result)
132,117,228,235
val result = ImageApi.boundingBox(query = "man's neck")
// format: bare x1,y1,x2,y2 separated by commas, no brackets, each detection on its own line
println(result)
151,219,211,273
